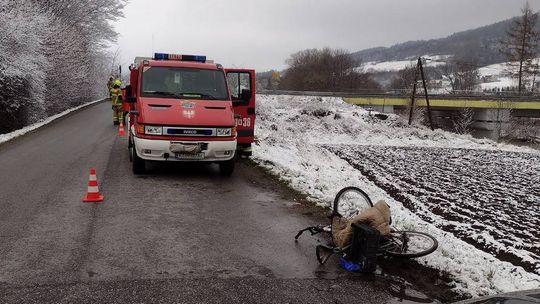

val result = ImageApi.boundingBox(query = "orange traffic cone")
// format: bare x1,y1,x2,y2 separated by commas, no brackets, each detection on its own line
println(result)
118,122,125,136
82,168,104,203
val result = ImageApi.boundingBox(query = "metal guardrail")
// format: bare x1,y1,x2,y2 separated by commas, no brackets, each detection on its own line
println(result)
344,97,540,110
257,90,540,102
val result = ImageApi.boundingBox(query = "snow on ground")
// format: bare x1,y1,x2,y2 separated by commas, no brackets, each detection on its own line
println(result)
330,145,540,275
0,99,103,145
477,62,516,91
358,56,540,92
252,94,540,297
480,77,515,91
478,59,540,77
476,59,540,91
358,55,450,73
477,62,509,78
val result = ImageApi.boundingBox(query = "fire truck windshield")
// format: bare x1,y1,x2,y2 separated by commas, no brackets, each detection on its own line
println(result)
141,67,228,100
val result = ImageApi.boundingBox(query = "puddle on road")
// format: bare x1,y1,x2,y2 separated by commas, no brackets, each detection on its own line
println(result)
247,161,463,303
382,272,441,304
302,231,462,303
312,256,447,303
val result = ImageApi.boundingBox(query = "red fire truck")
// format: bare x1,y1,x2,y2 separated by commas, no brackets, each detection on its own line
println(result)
125,53,255,176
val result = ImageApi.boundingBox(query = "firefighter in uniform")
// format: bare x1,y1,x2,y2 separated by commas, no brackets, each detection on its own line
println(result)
107,77,114,99
110,79,123,125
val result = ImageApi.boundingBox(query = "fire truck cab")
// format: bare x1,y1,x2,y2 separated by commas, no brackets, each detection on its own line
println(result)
125,53,255,176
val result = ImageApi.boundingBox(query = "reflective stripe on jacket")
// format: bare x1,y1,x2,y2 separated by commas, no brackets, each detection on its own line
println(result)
110,88,122,105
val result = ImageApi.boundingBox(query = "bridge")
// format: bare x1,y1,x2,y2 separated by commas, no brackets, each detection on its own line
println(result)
258,90,540,139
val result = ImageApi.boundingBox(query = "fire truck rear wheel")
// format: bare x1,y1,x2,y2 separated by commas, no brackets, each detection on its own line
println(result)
132,143,146,174
219,159,235,176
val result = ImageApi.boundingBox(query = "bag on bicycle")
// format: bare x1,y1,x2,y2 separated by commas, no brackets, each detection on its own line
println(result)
347,223,380,273
333,200,391,249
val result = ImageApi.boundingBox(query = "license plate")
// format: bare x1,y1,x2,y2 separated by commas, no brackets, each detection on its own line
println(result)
174,152,205,160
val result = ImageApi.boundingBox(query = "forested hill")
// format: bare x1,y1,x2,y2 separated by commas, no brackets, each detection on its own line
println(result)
351,17,540,66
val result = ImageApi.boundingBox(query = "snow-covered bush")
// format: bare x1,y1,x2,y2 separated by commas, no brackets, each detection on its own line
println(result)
0,0,126,134
0,1,48,130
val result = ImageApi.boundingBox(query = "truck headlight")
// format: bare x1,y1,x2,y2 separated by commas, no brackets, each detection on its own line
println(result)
145,125,163,135
216,127,233,137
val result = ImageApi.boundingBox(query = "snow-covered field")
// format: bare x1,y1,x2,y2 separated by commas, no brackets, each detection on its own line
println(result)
477,62,515,91
357,56,540,92
329,145,540,275
359,55,450,73
253,94,540,297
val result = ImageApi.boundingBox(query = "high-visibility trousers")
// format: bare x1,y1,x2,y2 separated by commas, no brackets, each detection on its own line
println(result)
112,103,123,123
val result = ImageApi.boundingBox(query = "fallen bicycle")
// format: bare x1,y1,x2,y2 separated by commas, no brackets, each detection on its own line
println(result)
295,187,438,273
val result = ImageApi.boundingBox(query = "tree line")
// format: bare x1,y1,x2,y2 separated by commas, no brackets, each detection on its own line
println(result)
276,48,380,92
394,2,540,95
0,0,126,134
267,2,539,97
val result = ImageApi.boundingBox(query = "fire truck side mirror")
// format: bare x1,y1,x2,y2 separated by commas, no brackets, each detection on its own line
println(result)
125,85,136,103
240,89,251,104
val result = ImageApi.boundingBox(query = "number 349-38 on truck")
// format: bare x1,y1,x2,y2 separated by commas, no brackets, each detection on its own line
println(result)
123,53,255,176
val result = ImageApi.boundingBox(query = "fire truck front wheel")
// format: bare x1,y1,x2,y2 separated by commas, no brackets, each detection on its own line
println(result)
128,136,133,162
132,143,146,174
219,159,235,176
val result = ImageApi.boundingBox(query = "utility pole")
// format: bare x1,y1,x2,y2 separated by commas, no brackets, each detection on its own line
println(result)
408,57,434,131
408,61,419,125
419,58,434,131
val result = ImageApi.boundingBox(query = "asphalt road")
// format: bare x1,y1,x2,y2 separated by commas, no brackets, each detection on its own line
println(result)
0,101,436,303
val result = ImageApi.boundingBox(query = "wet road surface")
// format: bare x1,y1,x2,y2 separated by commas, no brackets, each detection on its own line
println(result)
0,102,437,303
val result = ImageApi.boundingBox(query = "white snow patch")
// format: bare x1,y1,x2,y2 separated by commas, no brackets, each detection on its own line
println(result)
480,77,515,90
358,55,450,73
252,94,540,297
478,59,540,91
0,98,104,145
477,62,510,78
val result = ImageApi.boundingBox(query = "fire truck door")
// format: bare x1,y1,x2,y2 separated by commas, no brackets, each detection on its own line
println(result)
226,69,255,151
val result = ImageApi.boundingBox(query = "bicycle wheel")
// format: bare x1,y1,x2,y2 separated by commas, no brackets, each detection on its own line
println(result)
380,231,438,258
331,187,373,247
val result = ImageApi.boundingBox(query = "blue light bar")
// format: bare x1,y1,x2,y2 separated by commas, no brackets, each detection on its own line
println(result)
153,53,206,63
182,55,207,62
154,53,169,60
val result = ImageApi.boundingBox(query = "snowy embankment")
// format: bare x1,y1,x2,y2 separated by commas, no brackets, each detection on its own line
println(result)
0,99,104,145
252,94,540,297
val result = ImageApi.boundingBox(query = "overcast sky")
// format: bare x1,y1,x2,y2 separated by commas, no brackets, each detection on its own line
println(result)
113,0,540,71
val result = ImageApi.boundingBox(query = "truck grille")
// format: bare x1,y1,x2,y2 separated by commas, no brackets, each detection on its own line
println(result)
163,127,215,136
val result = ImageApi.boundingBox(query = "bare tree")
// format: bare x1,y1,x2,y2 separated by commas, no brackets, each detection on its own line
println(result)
506,116,540,140
0,1,49,129
389,64,417,94
500,2,540,95
441,60,479,94
453,107,475,134
278,48,380,92
109,49,122,78
0,0,127,133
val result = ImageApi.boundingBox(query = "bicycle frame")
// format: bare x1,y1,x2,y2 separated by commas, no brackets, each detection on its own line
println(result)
294,187,437,264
